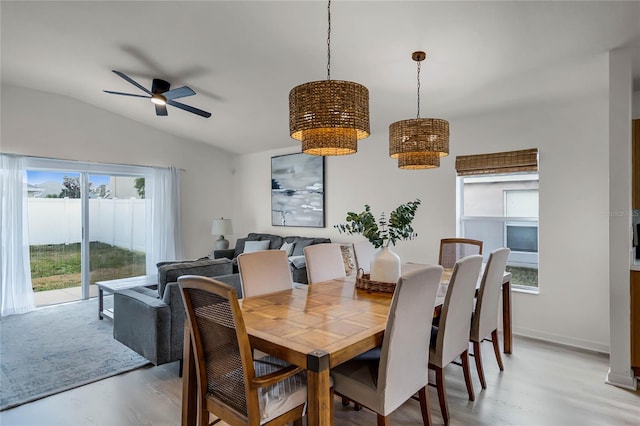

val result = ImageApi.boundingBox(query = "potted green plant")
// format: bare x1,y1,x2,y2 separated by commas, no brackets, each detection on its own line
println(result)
335,199,421,282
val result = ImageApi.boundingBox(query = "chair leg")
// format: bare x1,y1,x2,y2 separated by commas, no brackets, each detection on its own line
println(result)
435,366,449,425
377,414,389,426
461,350,475,401
473,341,487,389
491,329,504,371
330,387,335,426
419,386,433,426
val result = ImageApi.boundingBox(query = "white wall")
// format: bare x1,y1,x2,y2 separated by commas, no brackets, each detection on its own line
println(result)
234,93,612,353
607,49,637,390
1,84,236,260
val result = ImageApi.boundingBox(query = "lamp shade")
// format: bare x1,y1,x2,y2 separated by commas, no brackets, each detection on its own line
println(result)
397,151,440,170
389,118,450,159
289,80,370,156
211,218,233,236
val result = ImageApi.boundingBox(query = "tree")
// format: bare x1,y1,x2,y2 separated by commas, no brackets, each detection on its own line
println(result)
134,178,145,199
59,176,81,198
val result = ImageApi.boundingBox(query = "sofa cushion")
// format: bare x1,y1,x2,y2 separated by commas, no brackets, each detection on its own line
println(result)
233,237,250,258
249,233,284,249
291,238,315,256
243,240,271,253
280,241,295,256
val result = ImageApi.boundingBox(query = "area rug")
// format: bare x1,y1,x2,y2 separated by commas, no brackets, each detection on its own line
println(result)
0,297,151,411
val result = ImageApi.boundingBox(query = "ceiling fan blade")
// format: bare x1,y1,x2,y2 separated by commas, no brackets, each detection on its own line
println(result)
103,90,150,99
112,70,152,95
167,100,211,118
155,104,168,116
163,86,196,100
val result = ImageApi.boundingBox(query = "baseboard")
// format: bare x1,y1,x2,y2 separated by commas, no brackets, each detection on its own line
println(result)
606,369,638,390
511,326,609,354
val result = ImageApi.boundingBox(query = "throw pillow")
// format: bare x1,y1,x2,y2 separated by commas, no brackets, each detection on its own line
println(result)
243,240,271,253
291,238,314,256
280,241,295,256
340,243,357,276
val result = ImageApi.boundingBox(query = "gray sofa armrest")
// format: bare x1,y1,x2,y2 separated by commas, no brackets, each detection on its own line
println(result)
211,273,243,298
157,258,233,297
212,249,235,260
113,289,172,366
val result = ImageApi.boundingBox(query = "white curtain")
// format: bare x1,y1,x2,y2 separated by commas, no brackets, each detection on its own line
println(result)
146,166,184,273
0,154,35,316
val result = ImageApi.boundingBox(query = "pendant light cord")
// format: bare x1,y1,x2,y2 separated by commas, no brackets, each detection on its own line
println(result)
327,0,331,80
416,60,421,119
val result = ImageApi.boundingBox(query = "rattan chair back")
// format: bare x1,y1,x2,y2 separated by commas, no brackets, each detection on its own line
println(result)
438,238,483,269
179,275,306,426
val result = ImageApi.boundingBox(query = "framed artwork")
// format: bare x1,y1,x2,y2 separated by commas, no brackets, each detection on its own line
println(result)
271,152,325,227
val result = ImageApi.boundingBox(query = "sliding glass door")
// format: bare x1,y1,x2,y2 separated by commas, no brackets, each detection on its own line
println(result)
26,161,148,306
88,174,146,285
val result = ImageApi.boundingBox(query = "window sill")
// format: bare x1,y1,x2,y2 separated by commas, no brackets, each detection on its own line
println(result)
512,285,539,295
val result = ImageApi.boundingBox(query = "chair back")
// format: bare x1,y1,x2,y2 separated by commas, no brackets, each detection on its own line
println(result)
439,238,483,269
237,250,293,298
433,254,483,366
178,275,256,423
471,248,511,341
376,265,443,411
353,240,377,274
304,243,347,283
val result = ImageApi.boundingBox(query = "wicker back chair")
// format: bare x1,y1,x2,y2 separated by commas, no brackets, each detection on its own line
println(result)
178,275,306,426
438,238,483,269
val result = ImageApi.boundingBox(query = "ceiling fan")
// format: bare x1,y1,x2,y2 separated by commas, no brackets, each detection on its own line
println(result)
103,70,211,118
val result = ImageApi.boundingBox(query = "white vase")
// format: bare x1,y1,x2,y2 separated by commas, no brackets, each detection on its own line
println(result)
370,246,401,283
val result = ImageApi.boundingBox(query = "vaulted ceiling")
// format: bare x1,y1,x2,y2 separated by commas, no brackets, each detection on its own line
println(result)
2,1,639,155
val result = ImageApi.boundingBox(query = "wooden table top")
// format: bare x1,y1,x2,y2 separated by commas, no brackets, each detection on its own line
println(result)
240,278,397,369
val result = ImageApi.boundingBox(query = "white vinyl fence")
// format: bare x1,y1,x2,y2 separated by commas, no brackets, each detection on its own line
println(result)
28,198,146,252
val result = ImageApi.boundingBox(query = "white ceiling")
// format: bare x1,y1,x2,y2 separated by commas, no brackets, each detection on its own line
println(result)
2,1,639,155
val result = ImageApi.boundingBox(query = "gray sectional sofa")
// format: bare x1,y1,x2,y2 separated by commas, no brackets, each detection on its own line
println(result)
213,232,331,284
112,257,241,367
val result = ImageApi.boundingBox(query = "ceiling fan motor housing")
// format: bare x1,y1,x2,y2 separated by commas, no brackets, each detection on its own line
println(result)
152,78,170,94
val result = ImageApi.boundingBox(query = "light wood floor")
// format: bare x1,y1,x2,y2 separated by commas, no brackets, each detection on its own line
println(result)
1,335,638,426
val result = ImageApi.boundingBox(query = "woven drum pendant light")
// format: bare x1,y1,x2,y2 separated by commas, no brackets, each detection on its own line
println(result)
389,51,449,169
289,0,370,156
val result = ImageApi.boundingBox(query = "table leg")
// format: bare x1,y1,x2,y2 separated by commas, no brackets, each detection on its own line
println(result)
502,281,512,354
98,288,104,320
306,350,332,426
182,323,197,426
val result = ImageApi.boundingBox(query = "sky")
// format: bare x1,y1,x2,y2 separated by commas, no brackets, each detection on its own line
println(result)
27,171,110,186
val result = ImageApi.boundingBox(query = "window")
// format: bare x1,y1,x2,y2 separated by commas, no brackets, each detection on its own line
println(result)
456,149,539,290
25,158,151,305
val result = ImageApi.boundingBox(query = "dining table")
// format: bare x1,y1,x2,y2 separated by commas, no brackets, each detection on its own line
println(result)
181,263,512,426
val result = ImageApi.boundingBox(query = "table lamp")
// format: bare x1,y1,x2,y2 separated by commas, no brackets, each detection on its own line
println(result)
211,218,233,250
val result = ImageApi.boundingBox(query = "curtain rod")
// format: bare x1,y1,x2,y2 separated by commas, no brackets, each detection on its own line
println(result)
0,152,186,172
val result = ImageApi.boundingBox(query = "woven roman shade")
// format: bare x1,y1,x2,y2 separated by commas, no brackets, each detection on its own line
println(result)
455,148,538,176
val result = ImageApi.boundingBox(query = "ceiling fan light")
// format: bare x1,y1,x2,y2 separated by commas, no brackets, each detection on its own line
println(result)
150,94,166,106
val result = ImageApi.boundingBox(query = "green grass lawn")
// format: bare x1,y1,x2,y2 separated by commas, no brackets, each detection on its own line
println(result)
506,265,538,288
30,242,146,291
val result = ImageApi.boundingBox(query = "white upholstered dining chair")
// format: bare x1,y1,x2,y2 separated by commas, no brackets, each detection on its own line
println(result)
429,254,483,425
303,243,346,284
237,249,293,298
353,240,377,274
470,247,511,389
331,265,443,426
